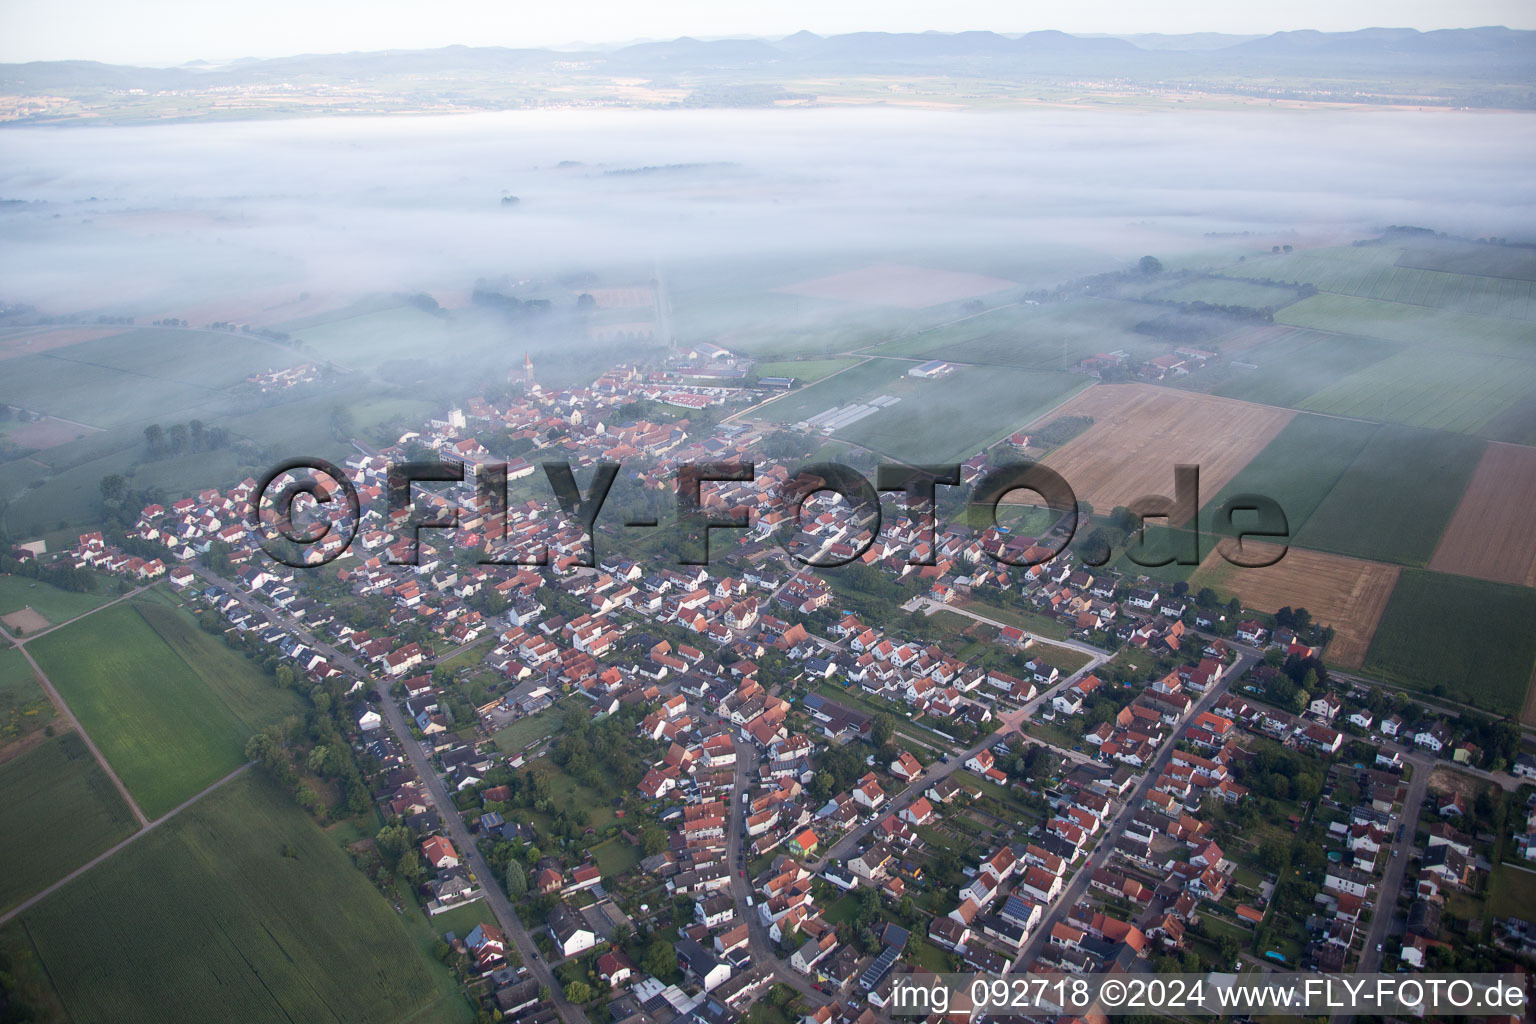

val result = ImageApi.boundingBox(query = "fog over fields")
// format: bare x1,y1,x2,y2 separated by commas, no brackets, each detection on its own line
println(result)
2,107,1534,314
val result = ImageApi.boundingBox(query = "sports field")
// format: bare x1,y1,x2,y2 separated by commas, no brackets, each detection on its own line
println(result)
1363,569,1536,716
1189,544,1400,668
1038,383,1294,516
3,773,470,1024
0,732,139,914
1428,441,1536,587
26,599,300,819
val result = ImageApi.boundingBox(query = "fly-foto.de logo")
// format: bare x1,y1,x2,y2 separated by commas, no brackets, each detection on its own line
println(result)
247,457,1289,572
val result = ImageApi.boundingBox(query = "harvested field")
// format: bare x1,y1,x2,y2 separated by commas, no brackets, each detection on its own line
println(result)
1189,544,1400,668
775,263,1016,309
0,327,119,360
1429,442,1536,587
1035,383,1294,516
4,415,100,450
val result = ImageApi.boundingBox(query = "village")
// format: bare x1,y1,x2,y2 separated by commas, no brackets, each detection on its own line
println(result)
53,347,1536,1024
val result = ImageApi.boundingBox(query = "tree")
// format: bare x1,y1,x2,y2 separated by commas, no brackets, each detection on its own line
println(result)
506,860,528,897
642,937,676,978
167,422,188,453
871,713,895,748
565,981,592,1003
1139,255,1164,275
143,423,166,458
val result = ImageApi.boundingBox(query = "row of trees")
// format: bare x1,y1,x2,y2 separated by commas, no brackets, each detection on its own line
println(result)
143,419,231,459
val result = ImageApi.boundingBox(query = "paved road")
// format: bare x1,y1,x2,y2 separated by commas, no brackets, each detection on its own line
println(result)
1356,756,1431,972
1009,652,1253,970
722,732,827,1006
811,647,1110,871
192,566,590,1024
0,762,251,927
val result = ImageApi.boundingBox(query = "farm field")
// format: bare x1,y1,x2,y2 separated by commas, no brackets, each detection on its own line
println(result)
1038,383,1294,515
1148,276,1305,310
753,357,901,425
0,646,53,749
1199,413,1377,539
1297,347,1536,435
1188,544,1400,668
752,358,861,382
0,732,139,914
1232,247,1536,320
834,365,1086,464
1211,328,1398,409
26,599,293,819
1428,442,1536,587
0,573,114,628
1362,569,1536,716
774,263,1017,309
1292,426,1485,567
869,297,1170,371
1396,241,1536,281
2,772,470,1024
1277,293,1535,358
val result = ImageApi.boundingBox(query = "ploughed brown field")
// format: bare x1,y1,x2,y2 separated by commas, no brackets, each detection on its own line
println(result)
1429,441,1536,588
1189,543,1400,668
1034,383,1294,516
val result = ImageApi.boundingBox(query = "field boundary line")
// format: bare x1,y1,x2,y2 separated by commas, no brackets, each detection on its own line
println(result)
9,582,152,643
0,622,150,827
0,761,252,927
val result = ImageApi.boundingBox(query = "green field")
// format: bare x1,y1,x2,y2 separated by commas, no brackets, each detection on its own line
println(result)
752,358,861,383
0,646,53,745
1277,293,1536,359
1298,347,1536,435
1201,413,1377,539
492,706,562,753
1232,245,1536,320
866,298,1170,371
1292,426,1484,566
1212,328,1399,409
2,773,470,1024
832,365,1087,463
0,573,114,626
27,600,298,818
0,732,139,914
1149,276,1305,310
1362,570,1536,716
1486,863,1536,922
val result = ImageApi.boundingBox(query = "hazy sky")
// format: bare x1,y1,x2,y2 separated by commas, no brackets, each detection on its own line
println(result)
2,0,1532,65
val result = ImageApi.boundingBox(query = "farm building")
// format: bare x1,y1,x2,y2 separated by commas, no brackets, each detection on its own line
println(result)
908,360,955,379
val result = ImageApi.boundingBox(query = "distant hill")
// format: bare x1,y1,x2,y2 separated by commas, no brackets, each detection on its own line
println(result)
1,26,1531,120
